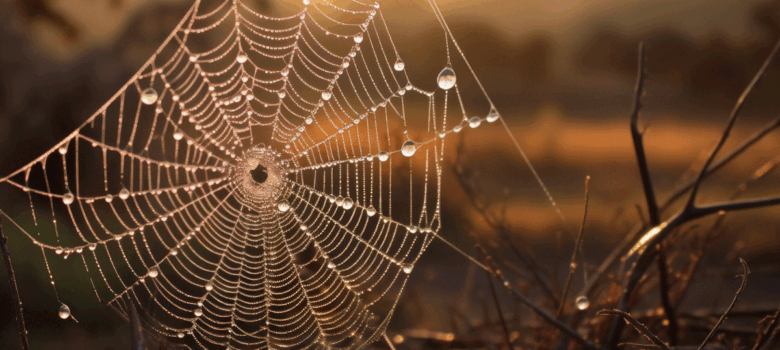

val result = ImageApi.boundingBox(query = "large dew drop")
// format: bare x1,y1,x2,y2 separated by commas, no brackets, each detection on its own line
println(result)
205,280,214,291
393,59,405,71
173,130,184,140
119,188,130,200
469,117,482,128
141,88,158,105
237,53,248,64
194,308,203,317
486,107,500,123
401,140,416,157
400,263,413,274
58,304,71,320
342,198,354,209
278,201,291,212
321,90,332,101
366,205,376,217
148,266,159,278
575,295,590,310
353,33,363,43
62,192,75,205
436,67,456,90
377,152,389,162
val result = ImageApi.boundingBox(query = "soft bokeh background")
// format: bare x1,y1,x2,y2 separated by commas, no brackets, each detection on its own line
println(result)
1,0,780,348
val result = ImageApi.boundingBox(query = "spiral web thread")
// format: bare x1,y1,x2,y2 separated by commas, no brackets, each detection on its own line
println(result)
0,0,517,349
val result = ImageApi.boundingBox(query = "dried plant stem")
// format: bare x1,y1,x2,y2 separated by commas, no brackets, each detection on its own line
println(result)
598,309,670,350
0,217,31,350
484,266,513,349
752,307,780,350
657,250,678,345
556,176,590,319
697,259,750,350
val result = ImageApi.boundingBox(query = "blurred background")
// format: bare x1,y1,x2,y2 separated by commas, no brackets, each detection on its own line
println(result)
1,0,780,348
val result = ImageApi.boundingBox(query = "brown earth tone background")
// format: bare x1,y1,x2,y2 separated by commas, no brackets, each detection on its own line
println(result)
1,0,780,349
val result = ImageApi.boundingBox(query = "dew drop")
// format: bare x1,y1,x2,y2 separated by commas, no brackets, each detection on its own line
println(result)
486,107,500,123
236,53,248,64
89,243,97,251
303,0,310,4
278,90,286,99
401,263,413,274
281,67,290,77
354,33,363,43
105,194,114,203
378,152,389,162
58,304,71,320
205,280,214,291
141,88,158,105
305,117,313,124
173,130,184,140
436,67,456,90
148,266,159,278
407,226,418,234
575,295,590,311
366,205,376,217
177,332,185,338
277,201,290,212
335,196,344,207
327,261,336,269
469,117,482,128
58,146,67,155
394,59,405,71
194,308,203,317
119,188,130,200
321,91,332,101
342,198,354,209
401,141,416,157
62,192,75,205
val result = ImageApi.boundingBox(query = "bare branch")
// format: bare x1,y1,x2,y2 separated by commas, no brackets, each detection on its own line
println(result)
0,217,30,350
556,176,590,319
598,309,671,350
698,258,750,350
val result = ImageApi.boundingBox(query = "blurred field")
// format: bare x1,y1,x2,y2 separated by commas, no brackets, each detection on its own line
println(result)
1,0,780,349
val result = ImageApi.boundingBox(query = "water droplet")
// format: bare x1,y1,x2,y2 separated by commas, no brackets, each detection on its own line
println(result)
177,332,185,338
88,243,97,251
105,194,114,203
469,117,482,128
335,196,344,207
305,117,313,124
407,226,418,234
321,90,332,101
58,145,67,155
281,67,290,76
236,53,248,64
401,141,416,157
148,266,159,278
378,152,389,162
303,0,310,4
486,108,500,123
62,192,75,205
173,130,184,140
141,88,158,105
366,205,376,217
327,261,336,269
575,296,590,310
58,304,71,319
401,263,413,274
278,90,286,99
194,308,203,317
277,200,290,212
394,59,405,71
205,280,214,291
119,189,130,200
342,198,354,209
437,67,456,90
354,33,363,43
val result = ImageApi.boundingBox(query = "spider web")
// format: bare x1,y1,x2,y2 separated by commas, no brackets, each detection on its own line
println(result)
0,0,541,349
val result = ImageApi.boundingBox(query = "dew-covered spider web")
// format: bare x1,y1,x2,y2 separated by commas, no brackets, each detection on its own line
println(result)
0,0,559,349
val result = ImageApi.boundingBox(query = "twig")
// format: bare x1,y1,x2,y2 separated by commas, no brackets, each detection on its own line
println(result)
556,176,590,319
629,42,660,226
0,217,31,350
697,258,750,350
483,257,513,349
598,309,671,350
618,343,661,350
752,307,780,350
